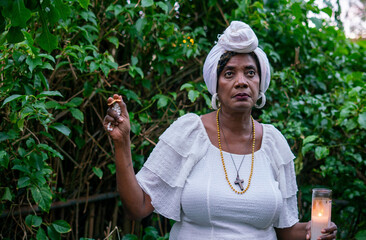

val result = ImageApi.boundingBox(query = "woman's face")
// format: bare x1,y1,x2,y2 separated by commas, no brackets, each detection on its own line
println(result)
217,53,260,112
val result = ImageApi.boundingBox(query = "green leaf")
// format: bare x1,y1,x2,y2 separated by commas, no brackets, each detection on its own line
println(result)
25,214,43,228
78,0,90,9
17,118,25,131
130,120,141,135
18,147,27,157
315,146,329,160
1,94,23,107
135,67,144,78
0,150,9,168
144,226,159,238
321,7,332,18
37,29,58,53
135,18,147,33
55,0,71,20
169,92,177,100
50,123,71,137
309,17,322,29
302,143,315,155
11,0,32,27
156,2,168,13
47,225,61,240
69,108,84,122
47,5,61,25
107,163,116,175
89,61,99,72
100,64,111,77
39,53,55,63
153,94,169,109
188,90,200,102
37,91,63,98
36,228,47,240
2,187,12,201
52,220,71,233
65,97,83,107
141,0,154,7
41,62,54,71
202,94,211,107
180,83,193,90
122,234,138,240
38,144,64,160
26,56,42,73
291,2,302,20
108,36,119,48
358,112,366,129
30,185,52,212
345,118,358,131
18,176,31,188
131,56,138,66
7,26,24,43
12,164,31,173
303,135,318,145
0,31,7,46
36,72,50,90
23,28,34,46
92,167,103,179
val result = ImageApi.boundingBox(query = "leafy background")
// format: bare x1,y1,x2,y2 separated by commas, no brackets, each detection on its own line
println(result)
0,0,365,239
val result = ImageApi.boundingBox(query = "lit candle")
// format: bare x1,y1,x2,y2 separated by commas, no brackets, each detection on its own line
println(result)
311,189,332,240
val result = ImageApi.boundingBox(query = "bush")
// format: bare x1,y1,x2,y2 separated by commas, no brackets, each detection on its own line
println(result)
0,0,365,239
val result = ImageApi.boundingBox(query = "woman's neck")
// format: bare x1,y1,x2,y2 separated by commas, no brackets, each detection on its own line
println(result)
218,107,253,136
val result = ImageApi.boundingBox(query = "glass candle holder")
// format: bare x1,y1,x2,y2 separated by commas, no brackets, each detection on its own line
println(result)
311,188,332,240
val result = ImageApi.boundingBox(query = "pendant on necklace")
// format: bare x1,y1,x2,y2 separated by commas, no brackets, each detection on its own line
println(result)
234,174,245,191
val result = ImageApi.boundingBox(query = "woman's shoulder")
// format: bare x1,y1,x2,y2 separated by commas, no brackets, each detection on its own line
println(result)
163,113,201,133
159,112,209,157
260,123,295,167
261,123,288,142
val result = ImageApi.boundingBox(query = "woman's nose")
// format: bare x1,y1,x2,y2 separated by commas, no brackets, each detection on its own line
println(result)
235,73,248,88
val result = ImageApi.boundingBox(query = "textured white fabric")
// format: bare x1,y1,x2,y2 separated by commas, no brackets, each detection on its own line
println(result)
202,21,271,108
136,113,299,238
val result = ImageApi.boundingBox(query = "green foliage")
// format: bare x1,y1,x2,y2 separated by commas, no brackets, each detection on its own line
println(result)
0,0,365,239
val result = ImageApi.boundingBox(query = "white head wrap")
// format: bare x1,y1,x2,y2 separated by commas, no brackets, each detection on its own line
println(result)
203,21,271,109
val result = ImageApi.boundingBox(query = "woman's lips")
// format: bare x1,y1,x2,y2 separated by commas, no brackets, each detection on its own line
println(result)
233,93,250,100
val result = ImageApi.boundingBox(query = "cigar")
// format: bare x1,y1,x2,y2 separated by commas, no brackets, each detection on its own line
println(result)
107,98,122,106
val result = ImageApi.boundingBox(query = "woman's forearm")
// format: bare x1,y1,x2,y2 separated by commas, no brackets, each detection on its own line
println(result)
114,139,154,220
275,222,309,240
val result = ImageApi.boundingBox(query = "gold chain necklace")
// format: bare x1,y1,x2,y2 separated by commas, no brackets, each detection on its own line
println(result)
216,108,255,194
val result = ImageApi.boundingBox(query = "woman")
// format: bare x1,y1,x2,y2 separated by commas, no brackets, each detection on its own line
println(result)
103,21,337,239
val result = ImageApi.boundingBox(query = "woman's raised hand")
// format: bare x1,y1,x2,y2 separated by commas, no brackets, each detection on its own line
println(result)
103,94,130,142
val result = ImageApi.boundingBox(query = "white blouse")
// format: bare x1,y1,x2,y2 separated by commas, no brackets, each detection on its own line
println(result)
136,113,299,239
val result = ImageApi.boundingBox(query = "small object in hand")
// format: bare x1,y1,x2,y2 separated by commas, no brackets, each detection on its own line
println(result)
107,99,122,132
107,98,122,106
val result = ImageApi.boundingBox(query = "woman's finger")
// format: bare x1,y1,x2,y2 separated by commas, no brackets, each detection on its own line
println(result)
103,115,117,132
320,232,337,240
323,223,337,233
320,222,337,239
104,115,115,124
107,107,123,122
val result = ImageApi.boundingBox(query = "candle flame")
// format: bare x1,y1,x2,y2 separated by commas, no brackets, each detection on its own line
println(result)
318,212,323,217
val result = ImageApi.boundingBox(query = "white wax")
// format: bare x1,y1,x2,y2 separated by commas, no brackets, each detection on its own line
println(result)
311,215,329,240
311,199,331,240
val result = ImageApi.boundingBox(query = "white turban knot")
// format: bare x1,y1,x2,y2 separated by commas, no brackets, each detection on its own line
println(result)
203,21,271,109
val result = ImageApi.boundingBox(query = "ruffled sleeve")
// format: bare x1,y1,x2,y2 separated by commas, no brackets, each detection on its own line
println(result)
136,113,210,221
262,124,299,228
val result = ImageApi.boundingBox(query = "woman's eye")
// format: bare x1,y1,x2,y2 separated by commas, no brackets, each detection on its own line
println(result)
247,70,255,77
224,71,233,78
